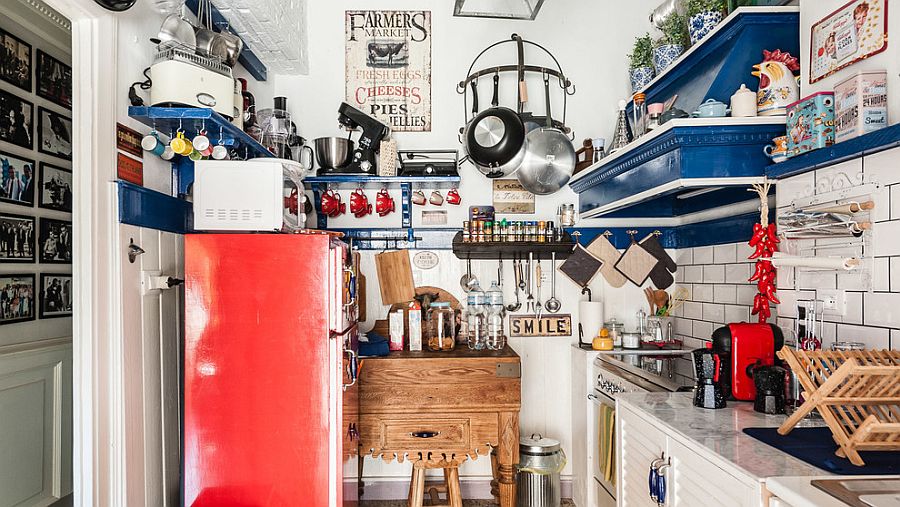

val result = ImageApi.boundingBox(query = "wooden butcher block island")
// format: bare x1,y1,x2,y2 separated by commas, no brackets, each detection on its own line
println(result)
358,346,522,506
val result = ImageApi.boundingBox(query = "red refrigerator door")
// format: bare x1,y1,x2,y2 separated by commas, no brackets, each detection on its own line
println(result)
184,234,342,506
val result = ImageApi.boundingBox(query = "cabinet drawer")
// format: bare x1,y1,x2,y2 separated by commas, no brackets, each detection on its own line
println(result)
359,413,499,457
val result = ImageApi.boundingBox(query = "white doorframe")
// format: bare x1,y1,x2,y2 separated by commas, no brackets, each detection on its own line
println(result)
41,1,124,505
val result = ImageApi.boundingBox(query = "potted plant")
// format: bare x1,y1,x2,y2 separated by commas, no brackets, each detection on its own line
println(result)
628,33,654,93
653,12,689,74
687,0,726,44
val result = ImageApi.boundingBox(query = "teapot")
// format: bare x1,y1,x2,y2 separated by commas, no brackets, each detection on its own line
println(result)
730,84,758,118
692,98,730,118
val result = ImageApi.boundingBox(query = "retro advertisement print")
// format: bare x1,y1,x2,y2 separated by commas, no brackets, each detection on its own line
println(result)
810,0,888,83
345,10,432,132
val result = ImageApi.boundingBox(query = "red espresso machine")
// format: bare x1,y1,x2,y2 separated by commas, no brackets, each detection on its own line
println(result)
184,233,359,506
711,323,784,401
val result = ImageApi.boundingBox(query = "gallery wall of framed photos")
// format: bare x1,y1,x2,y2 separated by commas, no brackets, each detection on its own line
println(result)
0,14,72,345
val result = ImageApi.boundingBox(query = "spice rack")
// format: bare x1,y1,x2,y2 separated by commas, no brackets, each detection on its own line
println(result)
451,231,575,260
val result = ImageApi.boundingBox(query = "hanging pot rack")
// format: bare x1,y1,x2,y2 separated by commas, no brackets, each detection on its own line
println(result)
457,33,575,133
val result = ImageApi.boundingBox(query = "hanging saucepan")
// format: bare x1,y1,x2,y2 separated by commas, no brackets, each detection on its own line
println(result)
517,73,575,195
463,73,526,178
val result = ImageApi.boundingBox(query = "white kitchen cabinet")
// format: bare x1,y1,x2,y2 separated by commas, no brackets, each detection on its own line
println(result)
617,403,761,507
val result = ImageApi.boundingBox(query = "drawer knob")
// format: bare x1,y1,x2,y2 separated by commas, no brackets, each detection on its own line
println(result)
410,431,441,439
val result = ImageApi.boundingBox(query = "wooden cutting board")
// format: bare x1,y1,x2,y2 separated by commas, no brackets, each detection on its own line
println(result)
374,250,416,305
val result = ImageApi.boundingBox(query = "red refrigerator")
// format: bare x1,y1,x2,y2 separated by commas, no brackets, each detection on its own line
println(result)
183,233,359,507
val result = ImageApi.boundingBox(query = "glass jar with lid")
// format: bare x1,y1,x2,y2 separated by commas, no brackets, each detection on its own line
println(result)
604,319,625,348
426,302,457,352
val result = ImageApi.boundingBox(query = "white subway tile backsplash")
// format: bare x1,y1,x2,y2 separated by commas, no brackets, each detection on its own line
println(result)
736,242,756,262
863,292,900,328
714,284,737,304
713,244,737,264
724,304,749,323
674,269,684,283
692,320,714,340
683,301,702,320
775,171,814,208
871,184,890,223
777,265,795,290
694,246,714,264
819,321,838,350
892,329,900,350
843,291,864,325
693,284,714,303
863,146,900,186
890,185,900,220
684,265,703,283
871,257,889,292
797,271,837,291
836,323,890,350
676,249,693,267
703,264,725,283
725,263,751,284
674,317,692,336
736,285,758,306
873,221,900,256
703,303,725,323
891,257,900,292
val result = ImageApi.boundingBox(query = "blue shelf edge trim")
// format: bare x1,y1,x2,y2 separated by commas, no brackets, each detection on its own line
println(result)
304,175,461,188
183,0,268,81
117,181,192,234
330,228,458,250
569,210,774,250
766,123,900,180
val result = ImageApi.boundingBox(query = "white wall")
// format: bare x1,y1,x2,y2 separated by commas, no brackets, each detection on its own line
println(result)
271,0,661,488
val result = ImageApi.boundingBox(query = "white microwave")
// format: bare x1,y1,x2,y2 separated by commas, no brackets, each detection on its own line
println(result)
193,158,309,232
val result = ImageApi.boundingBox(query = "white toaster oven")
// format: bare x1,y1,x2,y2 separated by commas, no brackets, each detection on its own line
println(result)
193,158,308,232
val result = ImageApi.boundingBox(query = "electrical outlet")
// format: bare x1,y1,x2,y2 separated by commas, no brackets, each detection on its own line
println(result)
819,289,846,315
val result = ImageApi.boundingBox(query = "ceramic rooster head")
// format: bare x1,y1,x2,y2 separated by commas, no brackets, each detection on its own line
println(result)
752,49,800,116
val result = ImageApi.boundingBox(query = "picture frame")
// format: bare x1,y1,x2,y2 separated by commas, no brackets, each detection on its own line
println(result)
0,88,34,150
36,49,72,109
0,27,32,92
0,273,36,325
810,0,888,83
0,212,35,263
38,217,72,264
0,150,36,207
39,273,72,319
37,107,72,160
38,162,72,212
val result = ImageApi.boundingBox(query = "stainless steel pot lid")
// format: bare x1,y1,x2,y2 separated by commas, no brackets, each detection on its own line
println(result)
516,129,575,195
473,116,506,148
520,433,561,455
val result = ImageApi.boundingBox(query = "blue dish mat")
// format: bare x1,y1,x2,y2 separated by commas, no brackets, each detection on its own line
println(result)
743,426,900,475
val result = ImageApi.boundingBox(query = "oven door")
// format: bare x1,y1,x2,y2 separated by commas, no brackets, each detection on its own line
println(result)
589,388,617,506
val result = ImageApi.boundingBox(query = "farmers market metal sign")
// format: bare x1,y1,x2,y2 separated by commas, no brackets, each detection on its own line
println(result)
345,10,432,132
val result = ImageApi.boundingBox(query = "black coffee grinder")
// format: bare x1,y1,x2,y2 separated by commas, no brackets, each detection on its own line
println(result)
693,343,726,409
329,102,390,175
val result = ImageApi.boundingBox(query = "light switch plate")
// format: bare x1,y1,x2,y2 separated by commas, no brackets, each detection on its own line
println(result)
819,289,847,316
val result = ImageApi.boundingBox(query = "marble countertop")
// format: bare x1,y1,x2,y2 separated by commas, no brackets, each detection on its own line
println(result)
617,392,831,482
767,476,900,507
571,344,691,356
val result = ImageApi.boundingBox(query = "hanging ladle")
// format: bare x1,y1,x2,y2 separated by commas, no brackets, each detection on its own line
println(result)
507,253,522,312
545,252,562,313
460,256,478,292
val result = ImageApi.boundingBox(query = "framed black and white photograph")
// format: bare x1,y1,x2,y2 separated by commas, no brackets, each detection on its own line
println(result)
37,107,71,160
0,150,35,207
38,217,71,264
0,89,34,150
0,212,35,263
36,50,72,109
0,27,32,92
38,162,72,212
0,273,35,325
39,273,72,318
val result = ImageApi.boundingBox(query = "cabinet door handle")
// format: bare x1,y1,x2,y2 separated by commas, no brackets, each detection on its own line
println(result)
410,431,441,439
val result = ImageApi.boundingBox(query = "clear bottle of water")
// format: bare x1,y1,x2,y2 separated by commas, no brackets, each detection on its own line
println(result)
485,281,506,350
466,282,486,350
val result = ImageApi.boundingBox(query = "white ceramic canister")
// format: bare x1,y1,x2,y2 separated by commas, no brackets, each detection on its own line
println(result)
731,84,758,118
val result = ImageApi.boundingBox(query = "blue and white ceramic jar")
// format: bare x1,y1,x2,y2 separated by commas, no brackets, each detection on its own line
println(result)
629,66,655,93
653,44,684,74
689,10,723,45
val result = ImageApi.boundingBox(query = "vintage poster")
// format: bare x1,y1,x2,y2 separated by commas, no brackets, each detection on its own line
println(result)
345,10,432,132
492,179,535,214
810,0,887,83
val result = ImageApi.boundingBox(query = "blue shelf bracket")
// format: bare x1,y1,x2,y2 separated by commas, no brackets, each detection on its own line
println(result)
311,183,328,230
401,183,412,229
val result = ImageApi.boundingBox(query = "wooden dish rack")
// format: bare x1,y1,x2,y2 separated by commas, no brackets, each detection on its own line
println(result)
777,347,900,466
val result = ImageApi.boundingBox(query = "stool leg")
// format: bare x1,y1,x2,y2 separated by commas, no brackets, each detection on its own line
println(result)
411,465,427,507
447,467,463,507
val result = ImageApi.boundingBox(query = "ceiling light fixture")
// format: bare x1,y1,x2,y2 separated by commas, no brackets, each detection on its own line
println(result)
453,0,546,20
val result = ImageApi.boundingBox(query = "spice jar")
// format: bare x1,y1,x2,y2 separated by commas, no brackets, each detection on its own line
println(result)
426,302,457,351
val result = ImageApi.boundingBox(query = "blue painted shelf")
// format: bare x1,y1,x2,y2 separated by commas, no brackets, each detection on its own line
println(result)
569,117,785,218
303,175,460,190
118,181,192,234
128,106,271,158
330,228,458,250
627,7,800,119
766,123,900,180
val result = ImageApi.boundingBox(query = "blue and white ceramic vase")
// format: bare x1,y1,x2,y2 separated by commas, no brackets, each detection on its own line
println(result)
629,66,655,93
689,10,724,45
653,44,684,74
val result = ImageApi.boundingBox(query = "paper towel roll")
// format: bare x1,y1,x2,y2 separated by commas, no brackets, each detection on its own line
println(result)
579,301,605,340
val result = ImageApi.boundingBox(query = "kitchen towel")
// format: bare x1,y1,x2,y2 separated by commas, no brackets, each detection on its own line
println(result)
639,233,677,289
559,245,603,288
613,239,658,287
586,234,627,288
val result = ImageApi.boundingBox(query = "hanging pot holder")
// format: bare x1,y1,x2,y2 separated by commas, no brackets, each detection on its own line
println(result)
586,233,627,288
559,244,603,288
613,235,658,287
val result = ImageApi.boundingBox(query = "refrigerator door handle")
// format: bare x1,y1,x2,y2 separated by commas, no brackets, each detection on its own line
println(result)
342,349,358,391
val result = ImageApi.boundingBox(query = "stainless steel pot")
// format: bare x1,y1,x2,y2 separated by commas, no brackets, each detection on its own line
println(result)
151,13,197,47
314,137,353,169
516,75,575,195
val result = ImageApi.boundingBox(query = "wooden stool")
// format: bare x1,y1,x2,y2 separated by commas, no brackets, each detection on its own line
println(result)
408,460,463,507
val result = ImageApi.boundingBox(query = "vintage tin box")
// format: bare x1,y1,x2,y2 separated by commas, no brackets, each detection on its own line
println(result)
834,70,888,143
786,92,835,157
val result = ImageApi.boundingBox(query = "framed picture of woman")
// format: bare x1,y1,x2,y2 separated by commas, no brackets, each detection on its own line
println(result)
37,107,72,160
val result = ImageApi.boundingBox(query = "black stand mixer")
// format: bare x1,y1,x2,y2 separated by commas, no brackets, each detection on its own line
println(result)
322,102,390,175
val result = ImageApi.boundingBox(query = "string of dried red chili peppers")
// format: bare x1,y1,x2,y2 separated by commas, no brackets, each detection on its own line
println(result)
748,181,778,323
